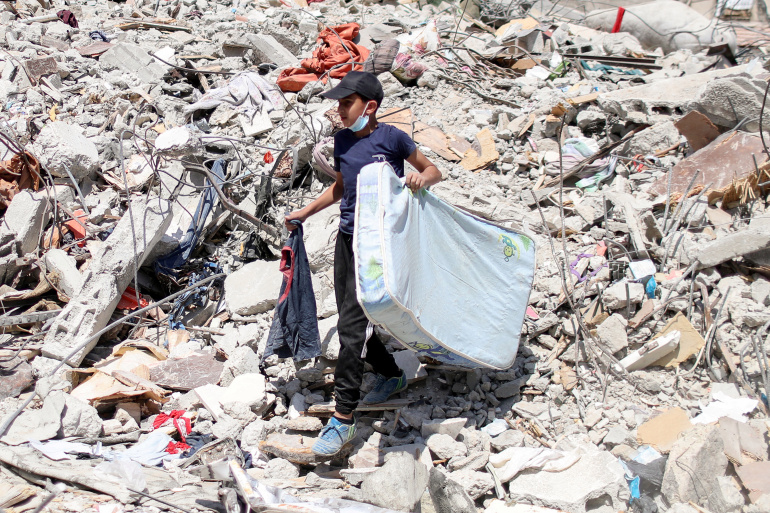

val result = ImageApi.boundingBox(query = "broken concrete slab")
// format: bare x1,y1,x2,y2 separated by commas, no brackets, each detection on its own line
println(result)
149,350,225,391
662,424,730,511
427,467,479,513
1,190,50,255
507,449,628,512
690,225,770,270
1,392,65,445
695,75,767,132
43,248,83,298
597,65,749,125
60,393,103,438
259,432,352,465
421,418,467,440
596,313,629,355
99,43,167,83
220,373,266,410
585,1,736,53
360,451,429,512
41,199,172,365
245,34,298,68
0,359,33,400
602,281,645,310
285,416,323,432
194,383,226,422
224,259,283,316
30,121,99,181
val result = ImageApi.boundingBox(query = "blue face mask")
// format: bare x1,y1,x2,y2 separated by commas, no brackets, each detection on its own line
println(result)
349,101,373,132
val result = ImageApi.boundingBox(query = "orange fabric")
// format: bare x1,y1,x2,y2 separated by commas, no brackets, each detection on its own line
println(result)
277,23,369,93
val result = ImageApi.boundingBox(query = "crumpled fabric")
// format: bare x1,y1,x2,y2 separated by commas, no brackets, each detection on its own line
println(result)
363,39,400,75
277,23,369,93
542,137,618,192
29,439,102,461
105,431,182,466
0,151,40,210
183,72,282,119
580,60,645,76
153,410,191,442
488,446,581,483
89,30,110,42
263,222,321,362
155,160,225,275
57,10,79,28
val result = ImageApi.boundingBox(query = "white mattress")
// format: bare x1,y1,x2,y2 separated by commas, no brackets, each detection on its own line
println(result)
354,162,536,369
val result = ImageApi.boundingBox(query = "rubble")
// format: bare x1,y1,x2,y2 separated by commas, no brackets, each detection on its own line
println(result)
0,0,767,511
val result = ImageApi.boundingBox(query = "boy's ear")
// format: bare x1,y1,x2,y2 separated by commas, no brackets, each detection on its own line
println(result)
366,101,379,115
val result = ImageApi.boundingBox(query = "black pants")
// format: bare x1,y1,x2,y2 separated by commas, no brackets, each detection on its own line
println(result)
334,231,401,415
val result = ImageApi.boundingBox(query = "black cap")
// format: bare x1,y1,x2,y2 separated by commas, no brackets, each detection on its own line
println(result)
320,71,384,106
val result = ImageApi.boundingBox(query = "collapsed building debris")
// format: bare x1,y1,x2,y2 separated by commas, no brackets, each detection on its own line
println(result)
0,0,769,512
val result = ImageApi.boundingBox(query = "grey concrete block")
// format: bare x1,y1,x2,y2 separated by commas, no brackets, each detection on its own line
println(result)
42,199,172,365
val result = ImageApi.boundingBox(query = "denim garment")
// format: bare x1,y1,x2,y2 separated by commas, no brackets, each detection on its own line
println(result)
263,222,321,361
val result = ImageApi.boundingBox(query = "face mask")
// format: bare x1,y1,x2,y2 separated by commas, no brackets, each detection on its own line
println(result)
349,101,373,132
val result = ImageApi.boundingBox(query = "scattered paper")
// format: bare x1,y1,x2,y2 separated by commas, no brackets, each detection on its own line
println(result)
692,391,757,424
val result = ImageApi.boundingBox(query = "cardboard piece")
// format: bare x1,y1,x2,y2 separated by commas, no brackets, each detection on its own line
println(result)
495,17,540,38
461,128,500,171
675,110,721,152
567,92,599,106
628,299,655,330
380,108,463,162
637,407,693,453
650,312,706,368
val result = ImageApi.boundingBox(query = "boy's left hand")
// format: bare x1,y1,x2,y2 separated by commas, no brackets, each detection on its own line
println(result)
405,172,428,192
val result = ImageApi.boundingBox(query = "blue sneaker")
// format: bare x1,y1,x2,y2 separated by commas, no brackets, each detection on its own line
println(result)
311,416,357,457
362,371,407,404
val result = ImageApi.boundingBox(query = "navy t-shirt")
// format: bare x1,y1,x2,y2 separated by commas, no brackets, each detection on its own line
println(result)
334,123,416,234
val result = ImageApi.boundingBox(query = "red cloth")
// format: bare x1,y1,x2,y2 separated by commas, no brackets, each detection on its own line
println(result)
153,410,191,443
277,23,370,93
166,441,191,454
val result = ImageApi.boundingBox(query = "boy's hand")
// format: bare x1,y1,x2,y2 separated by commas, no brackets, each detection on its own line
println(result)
405,172,428,192
285,210,307,230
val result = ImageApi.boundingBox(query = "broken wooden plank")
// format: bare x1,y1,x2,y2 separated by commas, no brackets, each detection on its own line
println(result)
116,20,192,32
307,398,412,416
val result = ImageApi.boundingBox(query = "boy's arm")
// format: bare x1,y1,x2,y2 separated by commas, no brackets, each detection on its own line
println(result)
284,172,344,230
405,149,442,192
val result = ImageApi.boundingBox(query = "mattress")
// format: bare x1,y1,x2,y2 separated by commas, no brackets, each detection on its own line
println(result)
354,161,536,370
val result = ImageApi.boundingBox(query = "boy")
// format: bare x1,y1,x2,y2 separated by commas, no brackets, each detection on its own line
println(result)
284,71,442,457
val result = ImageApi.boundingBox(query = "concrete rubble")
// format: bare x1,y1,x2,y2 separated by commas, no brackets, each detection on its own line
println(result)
0,0,768,512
